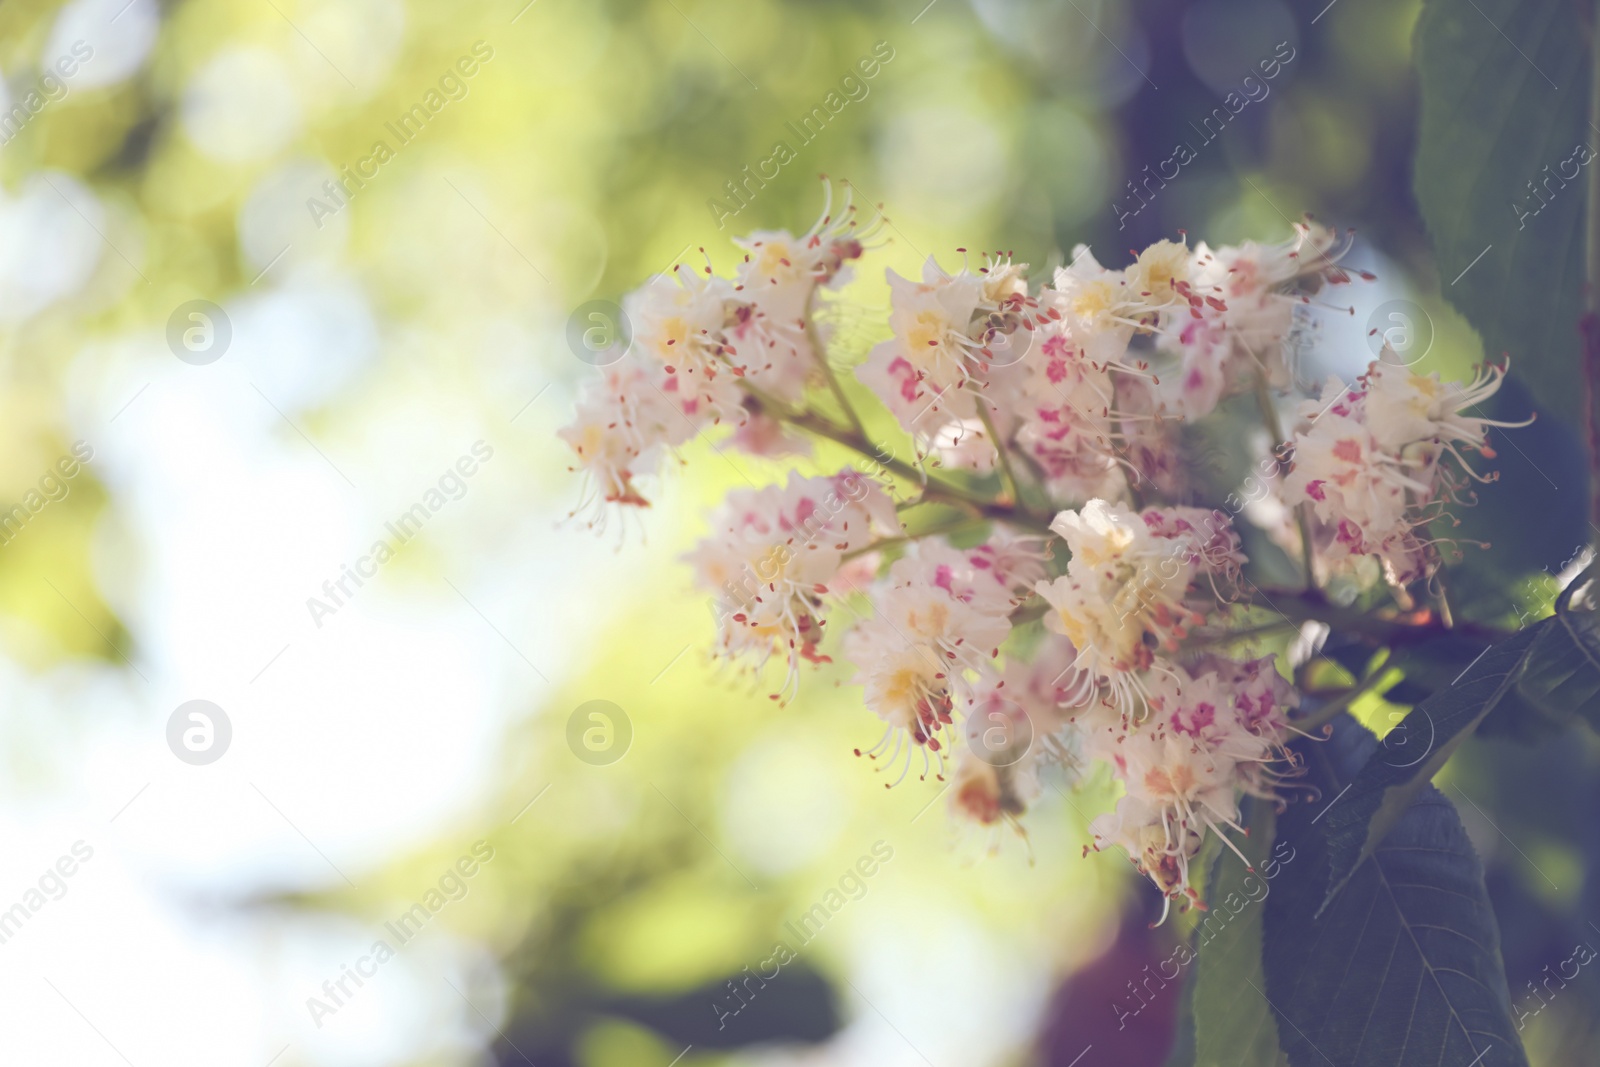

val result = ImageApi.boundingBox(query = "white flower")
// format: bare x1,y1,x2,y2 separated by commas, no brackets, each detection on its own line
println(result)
1140,505,1247,588
1125,238,1197,313
688,470,898,692
1157,222,1351,418
848,541,1013,784
1035,567,1151,679
1112,720,1240,831
727,188,876,403
1362,359,1526,461
558,361,701,513
929,417,1001,474
949,753,1013,827
734,181,874,292
624,266,746,419
856,257,986,432
1088,794,1207,916
1036,500,1243,719
1083,655,1299,914
948,648,1085,830
1011,333,1128,504
1279,362,1518,587
1197,654,1301,797
559,208,1532,871
899,531,1048,617
1050,497,1153,565
1281,409,1398,519
1049,245,1139,351
628,264,732,368
856,253,1039,445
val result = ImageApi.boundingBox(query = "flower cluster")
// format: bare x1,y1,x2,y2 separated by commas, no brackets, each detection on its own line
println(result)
1282,360,1527,586
1080,655,1299,916
561,184,878,519
846,532,1047,782
558,189,1518,914
1035,499,1243,702
1021,496,1300,916
687,470,899,695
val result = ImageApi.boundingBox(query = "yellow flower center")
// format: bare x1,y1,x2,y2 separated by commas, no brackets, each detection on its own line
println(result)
756,241,799,281
905,311,950,360
1072,281,1115,322
906,599,950,638
653,315,691,356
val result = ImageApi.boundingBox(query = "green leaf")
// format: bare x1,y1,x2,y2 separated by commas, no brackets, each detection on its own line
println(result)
1518,605,1600,726
1191,797,1290,1067
1319,622,1545,906
1162,964,1198,1067
1413,0,1589,425
1262,717,1527,1067
1369,630,1564,741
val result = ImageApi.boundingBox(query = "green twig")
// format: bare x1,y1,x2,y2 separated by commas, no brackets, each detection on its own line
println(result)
775,402,1056,536
1252,367,1316,590
806,317,868,439
976,398,1022,507
1181,619,1298,651
841,515,992,562
1248,586,1511,649
1293,658,1395,732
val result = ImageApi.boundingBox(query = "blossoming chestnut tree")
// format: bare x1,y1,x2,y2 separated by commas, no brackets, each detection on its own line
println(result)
558,127,1600,1065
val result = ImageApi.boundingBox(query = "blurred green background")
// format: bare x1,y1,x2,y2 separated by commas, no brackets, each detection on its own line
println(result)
2,0,1597,1064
